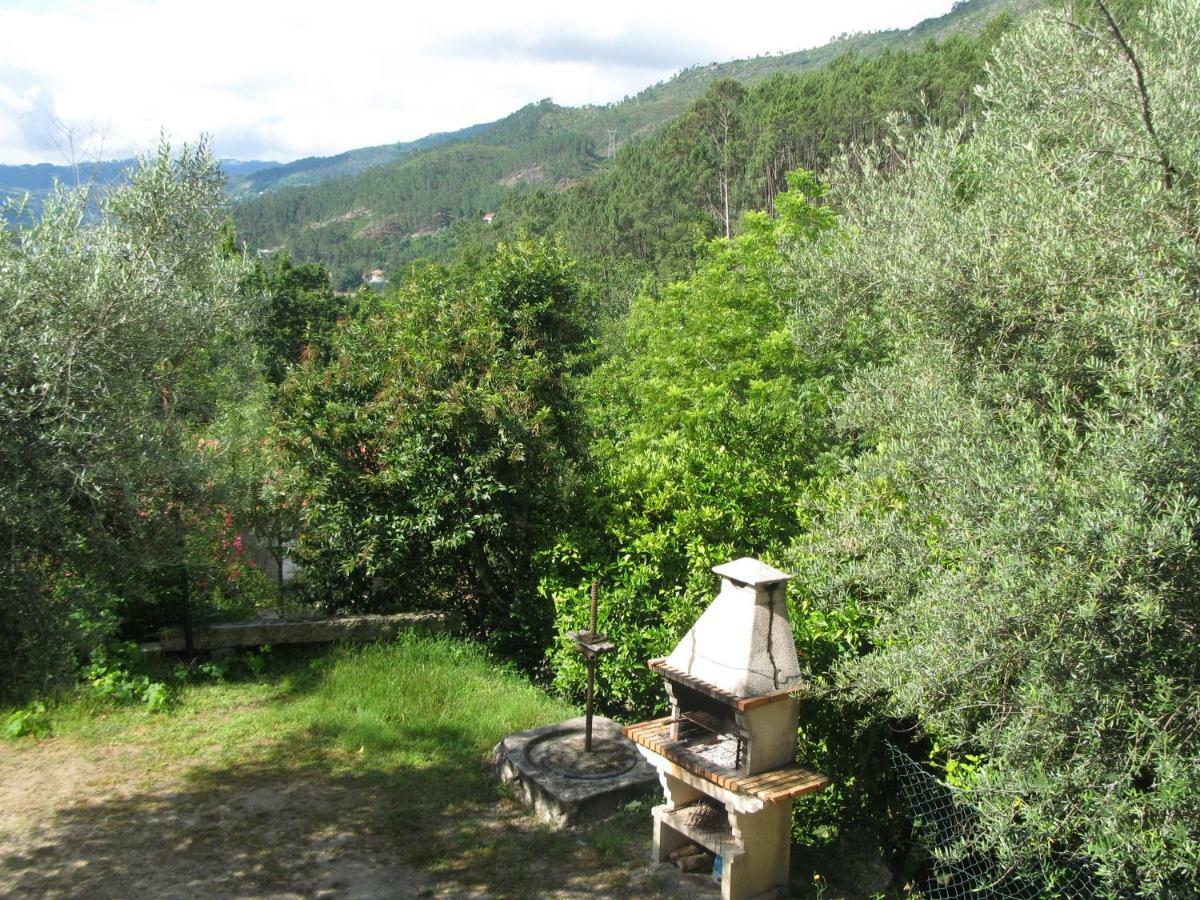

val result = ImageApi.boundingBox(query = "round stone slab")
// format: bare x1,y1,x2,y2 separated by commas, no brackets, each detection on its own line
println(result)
527,730,639,780
492,716,659,827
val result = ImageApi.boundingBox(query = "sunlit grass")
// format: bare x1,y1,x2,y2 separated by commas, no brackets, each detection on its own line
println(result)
39,636,576,779
3,636,670,896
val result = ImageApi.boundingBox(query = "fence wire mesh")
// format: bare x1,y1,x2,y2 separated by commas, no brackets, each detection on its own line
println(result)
885,742,1105,899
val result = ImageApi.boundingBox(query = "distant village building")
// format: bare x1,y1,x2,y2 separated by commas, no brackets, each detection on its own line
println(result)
482,212,496,224
366,268,387,288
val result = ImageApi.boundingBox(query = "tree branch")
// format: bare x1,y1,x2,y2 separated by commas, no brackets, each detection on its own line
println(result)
1093,0,1177,190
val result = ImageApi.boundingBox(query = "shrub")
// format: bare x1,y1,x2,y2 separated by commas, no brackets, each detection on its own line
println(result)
4,701,52,739
279,238,583,663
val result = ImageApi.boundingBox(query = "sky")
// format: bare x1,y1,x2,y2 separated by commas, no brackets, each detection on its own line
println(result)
0,0,958,166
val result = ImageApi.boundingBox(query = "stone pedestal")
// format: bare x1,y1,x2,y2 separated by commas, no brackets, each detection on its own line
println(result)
492,716,658,827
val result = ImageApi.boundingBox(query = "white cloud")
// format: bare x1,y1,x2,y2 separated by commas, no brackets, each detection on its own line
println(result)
0,0,956,164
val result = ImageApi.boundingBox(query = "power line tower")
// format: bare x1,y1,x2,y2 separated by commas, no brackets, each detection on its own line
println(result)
606,129,618,159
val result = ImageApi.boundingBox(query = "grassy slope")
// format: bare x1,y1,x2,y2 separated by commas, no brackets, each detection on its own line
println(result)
2,637,685,897
45,636,573,787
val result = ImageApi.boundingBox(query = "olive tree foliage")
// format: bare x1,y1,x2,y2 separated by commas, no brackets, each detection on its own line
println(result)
0,142,258,698
781,2,1200,892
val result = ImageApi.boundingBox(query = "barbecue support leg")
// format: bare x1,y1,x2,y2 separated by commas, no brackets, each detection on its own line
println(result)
650,772,703,862
724,800,791,900
651,804,692,863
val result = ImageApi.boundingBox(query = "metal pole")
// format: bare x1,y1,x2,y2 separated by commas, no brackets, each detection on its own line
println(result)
585,580,598,752
589,580,598,635
585,658,595,752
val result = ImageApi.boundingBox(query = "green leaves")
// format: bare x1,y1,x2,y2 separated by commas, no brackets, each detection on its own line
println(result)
0,140,262,702
4,701,51,739
543,182,850,713
784,2,1200,890
248,253,344,385
280,238,582,663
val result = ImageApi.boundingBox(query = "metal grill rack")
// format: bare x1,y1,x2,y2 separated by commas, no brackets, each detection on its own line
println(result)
674,710,747,770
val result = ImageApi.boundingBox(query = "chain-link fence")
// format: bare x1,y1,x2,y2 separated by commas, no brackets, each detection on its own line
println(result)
886,742,1106,899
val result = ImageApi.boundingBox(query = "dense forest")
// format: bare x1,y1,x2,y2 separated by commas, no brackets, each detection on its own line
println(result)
3,0,1198,896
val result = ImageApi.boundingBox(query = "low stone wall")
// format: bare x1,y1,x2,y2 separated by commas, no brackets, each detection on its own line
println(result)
158,611,454,652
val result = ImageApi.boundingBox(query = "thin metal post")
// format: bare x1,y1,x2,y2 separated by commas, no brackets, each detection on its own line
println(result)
572,579,616,753
585,658,595,752
585,580,598,752
589,580,598,635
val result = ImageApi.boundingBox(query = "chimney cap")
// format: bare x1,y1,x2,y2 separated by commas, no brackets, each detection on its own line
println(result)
711,557,792,588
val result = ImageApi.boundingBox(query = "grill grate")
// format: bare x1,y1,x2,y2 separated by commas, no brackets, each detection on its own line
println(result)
676,710,747,770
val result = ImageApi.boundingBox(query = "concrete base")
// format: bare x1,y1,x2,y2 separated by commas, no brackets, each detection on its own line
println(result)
646,763,792,900
492,716,659,828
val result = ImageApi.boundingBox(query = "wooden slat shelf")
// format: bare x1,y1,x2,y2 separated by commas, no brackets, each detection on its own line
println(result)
625,717,831,803
647,658,803,711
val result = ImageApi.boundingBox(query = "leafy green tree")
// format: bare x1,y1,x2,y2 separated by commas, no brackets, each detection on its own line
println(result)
246,253,342,384
541,173,854,714
278,237,583,662
0,141,262,699
674,79,748,238
784,2,1200,891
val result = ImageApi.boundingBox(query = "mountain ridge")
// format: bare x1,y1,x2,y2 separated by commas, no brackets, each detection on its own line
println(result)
232,0,1042,286
237,0,1042,195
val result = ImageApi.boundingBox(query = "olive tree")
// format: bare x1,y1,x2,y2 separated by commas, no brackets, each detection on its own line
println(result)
781,1,1200,892
0,141,259,698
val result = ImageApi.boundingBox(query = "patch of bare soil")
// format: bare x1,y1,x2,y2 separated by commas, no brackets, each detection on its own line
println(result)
0,739,716,899
499,165,546,187
307,207,370,231
0,740,427,898
360,216,405,240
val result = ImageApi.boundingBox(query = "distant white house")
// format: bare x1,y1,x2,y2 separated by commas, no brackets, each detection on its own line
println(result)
482,212,496,224
366,268,387,287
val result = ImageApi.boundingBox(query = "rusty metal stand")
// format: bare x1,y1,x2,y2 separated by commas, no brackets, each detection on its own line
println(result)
570,581,617,751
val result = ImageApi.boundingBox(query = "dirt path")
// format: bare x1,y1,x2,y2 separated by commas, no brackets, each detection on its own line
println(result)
0,737,719,899
0,738,427,898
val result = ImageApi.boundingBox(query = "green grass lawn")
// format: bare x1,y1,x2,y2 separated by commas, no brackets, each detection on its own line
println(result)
52,636,577,778
2,636,679,898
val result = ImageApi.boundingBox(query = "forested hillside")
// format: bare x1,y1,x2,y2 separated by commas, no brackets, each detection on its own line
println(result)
232,0,1036,288
224,126,492,198
492,24,1010,297
0,157,278,226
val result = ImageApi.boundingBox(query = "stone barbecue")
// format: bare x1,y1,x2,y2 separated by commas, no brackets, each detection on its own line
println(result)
625,557,830,899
